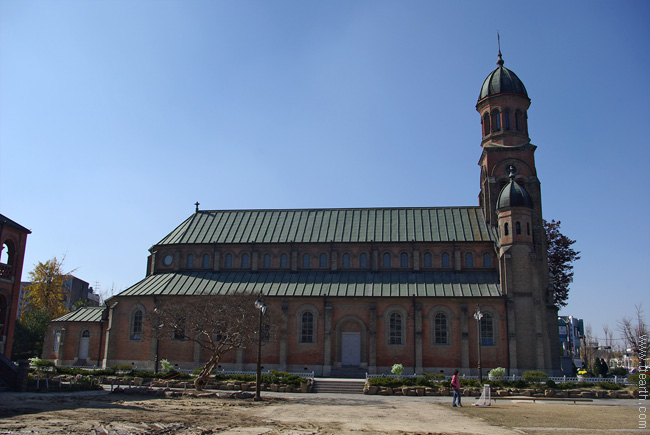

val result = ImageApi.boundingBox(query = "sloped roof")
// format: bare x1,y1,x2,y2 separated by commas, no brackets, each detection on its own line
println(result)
0,213,31,234
118,270,502,298
156,207,494,246
51,306,105,323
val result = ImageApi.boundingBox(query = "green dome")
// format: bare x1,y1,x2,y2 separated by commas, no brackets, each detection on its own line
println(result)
479,52,528,101
497,177,533,210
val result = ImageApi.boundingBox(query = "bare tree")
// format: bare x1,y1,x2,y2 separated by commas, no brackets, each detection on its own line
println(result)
618,304,649,367
148,293,276,390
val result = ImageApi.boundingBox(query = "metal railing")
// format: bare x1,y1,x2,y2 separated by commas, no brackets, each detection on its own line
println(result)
366,373,630,384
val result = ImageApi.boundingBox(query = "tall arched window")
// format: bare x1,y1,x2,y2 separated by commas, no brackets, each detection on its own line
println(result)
494,111,501,131
504,223,509,236
483,253,491,267
300,312,314,343
383,253,391,268
516,222,521,235
280,253,288,268
389,312,402,345
263,253,271,268
186,254,194,269
515,110,521,131
224,254,233,268
302,253,310,269
202,254,210,268
359,253,368,268
424,252,432,268
483,113,491,136
465,253,473,268
319,253,328,268
241,253,249,268
434,313,448,344
400,253,408,268
480,313,494,346
504,110,511,130
441,253,450,268
342,253,350,268
131,309,143,340
527,222,530,236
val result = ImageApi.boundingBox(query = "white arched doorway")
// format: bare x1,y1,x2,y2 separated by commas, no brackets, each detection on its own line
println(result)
78,330,90,361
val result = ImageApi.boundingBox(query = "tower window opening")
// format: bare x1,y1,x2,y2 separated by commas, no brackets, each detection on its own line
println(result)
504,223,509,236
302,253,311,269
225,254,233,268
494,111,501,131
400,253,408,268
424,252,432,268
320,253,328,268
516,222,521,235
465,253,473,268
504,110,510,130
383,252,391,268
263,253,271,268
483,113,491,136
441,253,450,268
359,253,368,268
515,110,521,131
280,253,288,268
342,253,351,269
241,253,249,268
483,253,491,267
527,222,530,236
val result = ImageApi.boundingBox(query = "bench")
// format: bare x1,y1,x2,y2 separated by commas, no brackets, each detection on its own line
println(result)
487,396,593,404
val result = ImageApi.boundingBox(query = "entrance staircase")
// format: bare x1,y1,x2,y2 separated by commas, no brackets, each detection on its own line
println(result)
312,378,366,394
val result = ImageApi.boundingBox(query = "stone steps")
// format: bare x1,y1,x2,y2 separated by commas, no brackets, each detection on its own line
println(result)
312,379,366,394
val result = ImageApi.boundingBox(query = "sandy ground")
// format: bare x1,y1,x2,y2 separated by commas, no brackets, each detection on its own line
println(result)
0,389,644,435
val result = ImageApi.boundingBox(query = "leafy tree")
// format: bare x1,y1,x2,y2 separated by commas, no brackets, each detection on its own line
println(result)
12,307,51,359
544,219,580,308
148,293,276,391
23,257,72,319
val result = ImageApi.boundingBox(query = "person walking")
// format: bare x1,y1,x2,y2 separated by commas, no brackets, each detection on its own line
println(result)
451,369,462,407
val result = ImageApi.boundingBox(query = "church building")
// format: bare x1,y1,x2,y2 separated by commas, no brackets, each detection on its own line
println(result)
43,52,562,377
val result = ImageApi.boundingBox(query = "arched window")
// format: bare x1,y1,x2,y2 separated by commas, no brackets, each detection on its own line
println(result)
400,253,408,268
342,253,350,268
434,313,448,344
383,253,391,268
515,110,521,131
302,253,310,269
263,253,271,268
300,311,314,343
224,254,233,268
504,223,509,236
504,110,511,130
81,329,90,338
202,254,210,268
424,252,432,268
465,253,473,268
527,222,530,236
480,313,494,346
53,329,61,352
516,222,521,235
280,253,288,268
359,253,368,268
483,253,491,267
241,253,249,268
483,113,491,136
319,253,328,268
186,254,194,269
132,309,143,340
494,111,501,131
441,253,450,268
0,241,14,266
389,312,402,345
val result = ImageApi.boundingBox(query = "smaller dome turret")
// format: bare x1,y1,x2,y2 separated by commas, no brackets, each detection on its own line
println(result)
497,166,533,210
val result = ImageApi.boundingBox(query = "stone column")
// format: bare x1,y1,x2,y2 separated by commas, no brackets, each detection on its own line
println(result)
371,248,378,272
414,302,423,374
413,247,420,271
323,301,332,376
279,302,289,371
454,247,461,271
368,302,377,374
460,304,469,372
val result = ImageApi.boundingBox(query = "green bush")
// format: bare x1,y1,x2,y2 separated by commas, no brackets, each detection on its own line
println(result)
460,378,480,387
56,367,115,376
29,357,56,370
609,367,628,377
627,374,640,385
596,381,622,391
513,379,529,388
522,370,548,383
546,379,557,389
421,373,446,382
488,367,506,377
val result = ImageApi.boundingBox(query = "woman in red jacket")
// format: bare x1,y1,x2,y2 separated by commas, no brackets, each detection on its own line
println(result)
451,370,462,407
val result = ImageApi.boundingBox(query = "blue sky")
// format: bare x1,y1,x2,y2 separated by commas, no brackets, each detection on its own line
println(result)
1,1,648,346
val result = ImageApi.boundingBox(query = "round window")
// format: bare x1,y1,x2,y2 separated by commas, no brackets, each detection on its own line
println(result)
163,254,173,266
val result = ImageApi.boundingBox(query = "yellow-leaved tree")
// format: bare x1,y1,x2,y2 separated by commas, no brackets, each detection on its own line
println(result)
23,257,71,320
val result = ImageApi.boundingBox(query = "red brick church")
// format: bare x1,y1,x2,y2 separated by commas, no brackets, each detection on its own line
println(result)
44,52,562,377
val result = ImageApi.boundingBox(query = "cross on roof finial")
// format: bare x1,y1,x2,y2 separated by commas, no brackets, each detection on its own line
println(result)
195,201,200,212
497,31,504,66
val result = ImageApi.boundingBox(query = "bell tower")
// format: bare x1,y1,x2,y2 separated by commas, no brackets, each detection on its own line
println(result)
477,50,561,375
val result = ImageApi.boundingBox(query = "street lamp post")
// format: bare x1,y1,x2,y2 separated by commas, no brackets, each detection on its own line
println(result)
254,293,267,401
474,306,483,384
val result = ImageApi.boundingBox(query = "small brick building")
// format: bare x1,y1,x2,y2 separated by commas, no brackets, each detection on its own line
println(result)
44,52,562,376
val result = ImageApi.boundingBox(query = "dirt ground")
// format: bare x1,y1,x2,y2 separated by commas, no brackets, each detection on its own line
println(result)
0,389,643,435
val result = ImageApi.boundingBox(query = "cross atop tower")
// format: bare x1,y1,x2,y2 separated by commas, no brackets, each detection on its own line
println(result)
195,202,200,212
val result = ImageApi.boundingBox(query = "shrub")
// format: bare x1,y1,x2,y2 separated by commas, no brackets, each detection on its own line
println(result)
29,357,56,371
391,364,404,377
111,364,134,374
460,378,480,387
488,367,506,378
160,359,174,374
421,373,446,382
596,381,622,391
522,370,548,383
627,374,640,385
546,379,557,389
513,379,529,388
609,367,628,377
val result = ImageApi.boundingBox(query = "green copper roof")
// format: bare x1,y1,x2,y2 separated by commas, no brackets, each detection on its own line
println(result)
118,270,501,298
156,207,494,246
51,306,105,323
